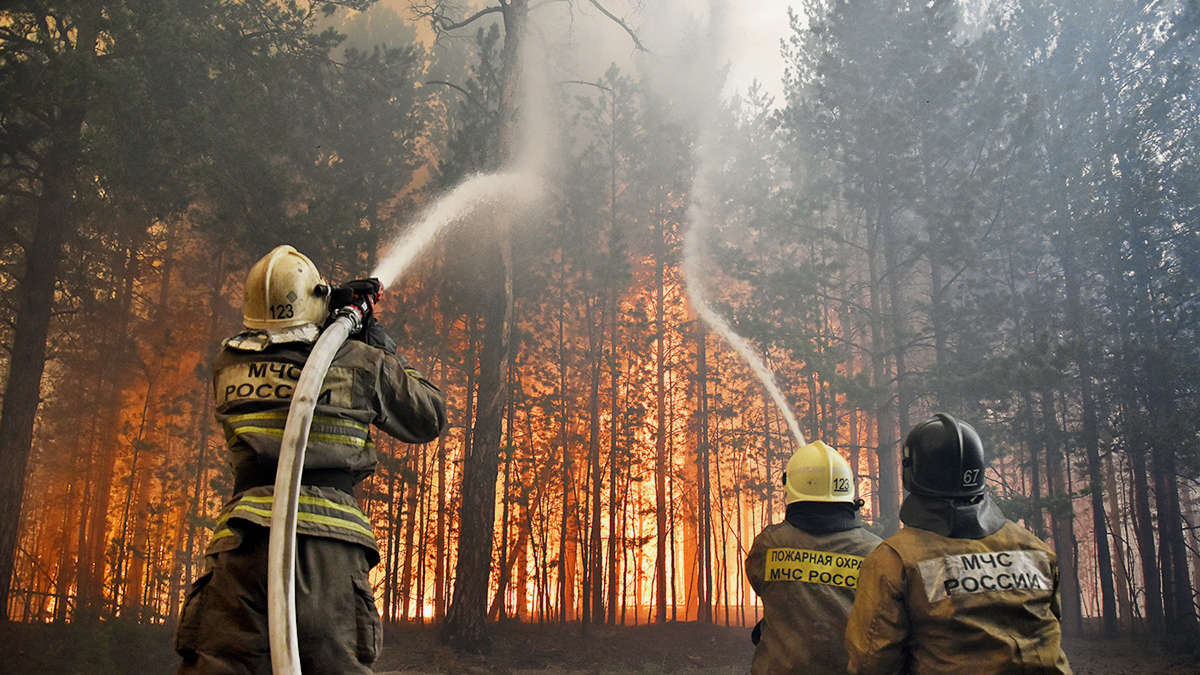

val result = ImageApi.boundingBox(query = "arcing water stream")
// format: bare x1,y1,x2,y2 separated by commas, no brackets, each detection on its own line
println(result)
371,171,545,288
679,0,808,451
681,211,808,450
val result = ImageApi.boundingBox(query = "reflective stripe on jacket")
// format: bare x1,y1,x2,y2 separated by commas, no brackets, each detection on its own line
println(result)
746,522,882,675
845,521,1072,675
205,332,447,561
207,486,379,560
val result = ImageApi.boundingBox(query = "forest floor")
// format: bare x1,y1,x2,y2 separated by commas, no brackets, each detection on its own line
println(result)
0,618,1196,675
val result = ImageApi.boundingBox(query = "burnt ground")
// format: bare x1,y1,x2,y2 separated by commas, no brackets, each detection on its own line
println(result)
0,619,1195,675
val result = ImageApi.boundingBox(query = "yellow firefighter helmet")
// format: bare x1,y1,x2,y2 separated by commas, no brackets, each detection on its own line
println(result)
242,245,328,330
784,440,856,504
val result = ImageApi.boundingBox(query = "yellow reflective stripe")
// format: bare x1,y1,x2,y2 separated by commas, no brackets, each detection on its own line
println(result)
228,426,369,449
226,412,369,433
230,494,373,526
218,500,373,538
296,512,374,537
403,367,420,377
237,494,370,520
226,411,289,423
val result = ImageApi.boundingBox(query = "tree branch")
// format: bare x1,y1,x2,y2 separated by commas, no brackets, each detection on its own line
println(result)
426,80,491,112
436,6,506,34
583,0,646,52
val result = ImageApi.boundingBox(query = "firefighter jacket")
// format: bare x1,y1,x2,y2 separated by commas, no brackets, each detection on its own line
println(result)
746,506,883,675
204,325,447,564
845,495,1072,675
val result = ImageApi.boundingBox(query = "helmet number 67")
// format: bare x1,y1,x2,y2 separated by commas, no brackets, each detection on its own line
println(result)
962,468,980,486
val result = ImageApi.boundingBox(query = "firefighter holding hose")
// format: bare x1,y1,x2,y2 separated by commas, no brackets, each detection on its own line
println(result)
745,441,882,675
845,413,1072,675
175,245,448,675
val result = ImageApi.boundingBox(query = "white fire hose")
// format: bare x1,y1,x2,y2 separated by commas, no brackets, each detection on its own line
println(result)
267,302,366,675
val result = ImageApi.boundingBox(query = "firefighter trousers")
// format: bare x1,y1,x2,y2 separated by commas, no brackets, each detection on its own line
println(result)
175,524,382,675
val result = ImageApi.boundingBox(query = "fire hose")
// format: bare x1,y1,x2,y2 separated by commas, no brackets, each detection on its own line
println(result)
266,285,377,675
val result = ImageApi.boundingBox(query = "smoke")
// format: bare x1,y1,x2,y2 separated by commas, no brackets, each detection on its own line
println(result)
372,2,810,450
677,0,808,450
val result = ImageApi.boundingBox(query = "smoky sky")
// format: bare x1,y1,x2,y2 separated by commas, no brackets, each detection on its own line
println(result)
375,0,799,104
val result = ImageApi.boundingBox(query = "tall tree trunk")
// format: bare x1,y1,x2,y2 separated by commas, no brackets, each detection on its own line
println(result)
443,234,511,651
882,215,910,528
435,359,448,622
1042,391,1080,632
1151,442,1198,640
585,292,606,625
865,217,898,533
1104,453,1135,630
1127,443,1164,633
79,243,139,619
443,0,526,631
401,446,419,620
491,364,515,620
654,213,669,623
1024,394,1046,540
606,304,621,624
1062,239,1119,635
696,325,712,623
556,241,576,623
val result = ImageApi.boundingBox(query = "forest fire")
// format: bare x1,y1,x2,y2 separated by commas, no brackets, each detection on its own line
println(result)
1,1,1199,674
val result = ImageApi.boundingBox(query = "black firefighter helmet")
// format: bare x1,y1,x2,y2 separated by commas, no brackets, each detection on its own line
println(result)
902,413,987,498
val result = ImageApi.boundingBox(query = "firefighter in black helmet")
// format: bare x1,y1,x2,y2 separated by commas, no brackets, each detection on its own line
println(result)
745,441,882,675
845,414,1072,675
174,246,448,675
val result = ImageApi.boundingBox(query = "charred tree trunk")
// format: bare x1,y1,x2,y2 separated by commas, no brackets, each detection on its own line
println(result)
556,220,576,623
443,234,511,652
606,300,621,624
434,359,448,621
444,0,526,632
401,446,420,620
0,8,101,618
696,325,713,623
585,292,606,625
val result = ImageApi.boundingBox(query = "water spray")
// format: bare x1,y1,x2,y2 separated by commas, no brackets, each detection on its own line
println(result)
371,172,546,287
681,226,807,450
679,0,807,451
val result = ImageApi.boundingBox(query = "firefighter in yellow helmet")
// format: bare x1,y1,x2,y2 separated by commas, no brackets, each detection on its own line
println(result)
745,441,882,675
845,414,1072,675
175,245,447,675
